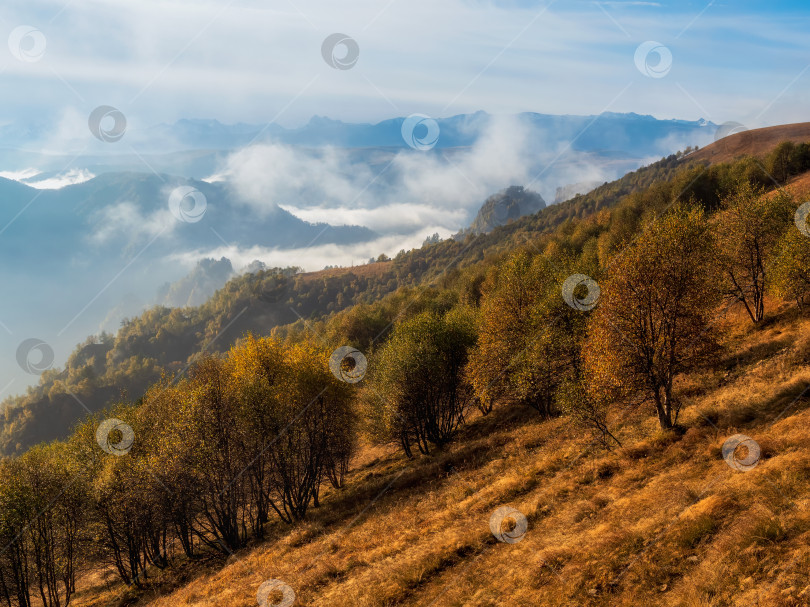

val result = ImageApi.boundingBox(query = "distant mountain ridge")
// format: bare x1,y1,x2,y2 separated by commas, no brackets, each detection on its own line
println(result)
0,112,715,158
139,111,715,155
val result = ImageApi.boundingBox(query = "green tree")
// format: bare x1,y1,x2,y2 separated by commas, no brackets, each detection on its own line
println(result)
466,251,586,417
714,182,793,323
367,308,477,456
767,141,799,185
771,213,810,308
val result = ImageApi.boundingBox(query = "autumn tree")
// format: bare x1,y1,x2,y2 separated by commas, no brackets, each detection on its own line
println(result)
229,336,355,523
178,356,252,552
767,141,799,185
584,205,720,430
466,251,587,417
138,381,202,558
70,404,172,587
770,210,810,308
367,308,477,457
0,458,33,607
18,444,87,606
0,443,88,607
714,182,793,323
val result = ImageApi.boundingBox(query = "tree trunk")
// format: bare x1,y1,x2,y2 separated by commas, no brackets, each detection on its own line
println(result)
654,388,673,429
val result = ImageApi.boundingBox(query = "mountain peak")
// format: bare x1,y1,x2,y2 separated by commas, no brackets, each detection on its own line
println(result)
469,185,546,234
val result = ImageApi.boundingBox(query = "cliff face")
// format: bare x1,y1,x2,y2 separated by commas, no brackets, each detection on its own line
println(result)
469,185,546,234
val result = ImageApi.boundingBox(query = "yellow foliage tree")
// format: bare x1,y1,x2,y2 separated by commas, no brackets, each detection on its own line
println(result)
584,205,720,430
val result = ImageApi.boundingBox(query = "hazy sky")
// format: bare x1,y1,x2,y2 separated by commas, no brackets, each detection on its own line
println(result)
1,0,808,133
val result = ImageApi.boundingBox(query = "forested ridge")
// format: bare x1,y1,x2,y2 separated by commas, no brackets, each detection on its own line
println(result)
2,137,810,605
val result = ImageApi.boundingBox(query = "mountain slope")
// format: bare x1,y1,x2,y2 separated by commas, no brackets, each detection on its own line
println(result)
72,293,810,607
6,120,810,458
690,122,810,165
0,144,715,456
0,171,377,416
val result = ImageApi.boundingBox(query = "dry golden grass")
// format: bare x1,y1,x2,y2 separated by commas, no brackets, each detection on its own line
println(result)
74,307,810,607
690,122,810,166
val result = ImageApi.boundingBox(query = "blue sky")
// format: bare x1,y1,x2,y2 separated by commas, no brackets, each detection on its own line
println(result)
0,0,808,133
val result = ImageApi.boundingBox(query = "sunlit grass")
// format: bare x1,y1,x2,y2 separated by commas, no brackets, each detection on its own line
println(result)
72,310,810,606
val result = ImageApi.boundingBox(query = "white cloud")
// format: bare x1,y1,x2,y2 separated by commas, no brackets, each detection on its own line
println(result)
215,113,634,233
90,201,174,244
3,0,808,130
214,114,551,231
0,168,42,181
218,144,377,213
0,166,95,189
25,168,95,189
168,229,454,274
279,202,467,234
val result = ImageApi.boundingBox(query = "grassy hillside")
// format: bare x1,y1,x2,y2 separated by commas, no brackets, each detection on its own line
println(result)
71,303,810,607
690,122,810,165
